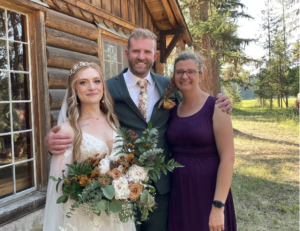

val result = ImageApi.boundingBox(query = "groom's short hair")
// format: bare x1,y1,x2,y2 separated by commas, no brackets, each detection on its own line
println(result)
128,28,157,52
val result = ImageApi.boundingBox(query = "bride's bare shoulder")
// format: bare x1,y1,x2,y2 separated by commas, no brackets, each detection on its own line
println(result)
58,122,74,138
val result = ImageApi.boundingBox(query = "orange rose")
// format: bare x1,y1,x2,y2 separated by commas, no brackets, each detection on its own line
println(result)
128,183,143,200
163,99,176,109
109,168,123,180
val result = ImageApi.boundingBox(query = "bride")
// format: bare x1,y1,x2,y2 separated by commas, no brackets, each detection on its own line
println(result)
43,62,136,231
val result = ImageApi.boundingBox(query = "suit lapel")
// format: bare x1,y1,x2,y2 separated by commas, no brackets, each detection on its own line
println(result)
150,72,166,121
113,69,146,122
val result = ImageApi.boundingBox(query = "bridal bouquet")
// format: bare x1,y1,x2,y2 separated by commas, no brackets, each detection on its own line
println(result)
50,122,183,223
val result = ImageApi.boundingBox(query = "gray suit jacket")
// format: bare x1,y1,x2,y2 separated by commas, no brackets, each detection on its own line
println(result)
106,68,172,195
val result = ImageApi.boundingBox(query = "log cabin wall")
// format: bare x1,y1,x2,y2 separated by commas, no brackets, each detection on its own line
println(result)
44,0,156,126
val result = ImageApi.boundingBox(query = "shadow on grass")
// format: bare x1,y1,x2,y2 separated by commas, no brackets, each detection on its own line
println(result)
233,128,299,147
232,173,299,230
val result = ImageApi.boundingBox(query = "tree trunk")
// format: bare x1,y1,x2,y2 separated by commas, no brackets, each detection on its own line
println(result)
277,95,280,107
285,94,288,108
190,0,220,96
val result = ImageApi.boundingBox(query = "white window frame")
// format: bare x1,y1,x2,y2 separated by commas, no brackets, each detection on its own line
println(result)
103,39,128,79
0,7,36,203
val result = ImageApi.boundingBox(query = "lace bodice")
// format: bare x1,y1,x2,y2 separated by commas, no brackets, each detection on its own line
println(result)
64,130,124,163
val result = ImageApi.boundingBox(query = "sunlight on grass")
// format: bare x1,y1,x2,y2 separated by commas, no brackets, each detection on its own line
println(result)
231,99,299,231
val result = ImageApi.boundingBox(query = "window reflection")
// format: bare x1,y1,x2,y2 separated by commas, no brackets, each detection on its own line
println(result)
0,135,12,164
14,132,33,162
0,71,9,101
16,161,34,193
10,72,30,100
0,40,8,70
12,103,31,131
0,103,11,133
0,8,6,38
9,42,28,71
0,166,13,199
7,10,27,42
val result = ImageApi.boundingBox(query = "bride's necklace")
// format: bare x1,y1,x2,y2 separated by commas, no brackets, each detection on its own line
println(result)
81,112,102,121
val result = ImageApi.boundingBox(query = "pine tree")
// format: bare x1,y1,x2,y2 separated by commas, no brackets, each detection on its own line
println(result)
181,0,255,96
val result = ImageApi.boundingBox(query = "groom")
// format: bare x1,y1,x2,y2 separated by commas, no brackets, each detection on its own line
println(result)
45,28,232,231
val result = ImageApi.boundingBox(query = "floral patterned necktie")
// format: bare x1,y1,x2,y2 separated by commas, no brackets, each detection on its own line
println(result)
137,79,148,120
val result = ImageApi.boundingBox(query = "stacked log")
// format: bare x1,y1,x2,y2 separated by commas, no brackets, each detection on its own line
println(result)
45,9,100,126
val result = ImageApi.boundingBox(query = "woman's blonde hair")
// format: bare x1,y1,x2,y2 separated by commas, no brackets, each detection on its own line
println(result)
66,62,119,161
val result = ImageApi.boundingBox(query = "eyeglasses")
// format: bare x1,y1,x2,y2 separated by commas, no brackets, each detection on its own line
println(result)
174,69,200,77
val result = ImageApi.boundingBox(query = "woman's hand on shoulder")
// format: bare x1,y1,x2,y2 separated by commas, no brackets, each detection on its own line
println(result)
209,206,225,231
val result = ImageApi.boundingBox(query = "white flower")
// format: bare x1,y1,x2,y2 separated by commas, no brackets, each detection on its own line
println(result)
118,165,123,172
98,157,110,175
147,194,156,208
126,164,149,183
112,177,130,200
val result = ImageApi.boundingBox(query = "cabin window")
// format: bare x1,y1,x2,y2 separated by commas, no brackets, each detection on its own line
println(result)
0,7,36,200
103,39,128,79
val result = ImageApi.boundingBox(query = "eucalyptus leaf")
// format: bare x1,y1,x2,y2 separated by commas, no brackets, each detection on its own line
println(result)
149,128,158,135
135,138,143,144
147,185,156,193
57,195,68,204
144,160,155,166
143,166,154,170
110,199,123,213
102,185,115,200
140,192,148,203
97,199,109,211
49,176,58,182
147,121,153,129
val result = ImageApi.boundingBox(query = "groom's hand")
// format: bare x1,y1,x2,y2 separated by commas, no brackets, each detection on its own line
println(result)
44,125,72,155
215,93,232,114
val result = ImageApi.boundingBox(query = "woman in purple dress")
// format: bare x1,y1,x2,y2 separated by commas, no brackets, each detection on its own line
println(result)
167,52,237,231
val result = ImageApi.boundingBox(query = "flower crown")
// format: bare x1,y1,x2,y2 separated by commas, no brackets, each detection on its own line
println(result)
69,62,91,77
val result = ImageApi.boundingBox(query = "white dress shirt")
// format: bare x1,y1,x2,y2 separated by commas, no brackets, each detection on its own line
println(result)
123,69,161,122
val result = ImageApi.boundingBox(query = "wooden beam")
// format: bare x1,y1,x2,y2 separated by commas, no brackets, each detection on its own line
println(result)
75,0,137,30
47,46,100,69
168,0,192,46
98,28,128,45
0,0,47,12
45,9,98,40
161,0,177,28
49,89,66,110
45,27,98,55
48,67,69,89
160,28,185,63
30,10,50,190
178,36,185,50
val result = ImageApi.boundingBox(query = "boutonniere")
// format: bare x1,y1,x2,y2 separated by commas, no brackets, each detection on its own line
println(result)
158,76,181,109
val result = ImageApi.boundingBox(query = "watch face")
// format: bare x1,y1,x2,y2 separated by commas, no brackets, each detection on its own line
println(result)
214,201,223,208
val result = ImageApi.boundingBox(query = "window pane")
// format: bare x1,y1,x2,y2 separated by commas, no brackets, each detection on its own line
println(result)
0,40,8,70
12,103,31,131
10,72,30,100
14,132,33,162
0,103,11,133
117,45,122,63
9,41,28,71
0,71,9,101
16,160,34,193
104,42,110,61
111,63,117,77
104,61,110,79
118,64,122,73
110,44,117,62
0,8,6,38
7,10,27,42
0,135,12,164
0,166,13,199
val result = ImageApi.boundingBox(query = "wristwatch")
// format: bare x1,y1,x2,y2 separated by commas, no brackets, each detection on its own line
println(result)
212,200,225,208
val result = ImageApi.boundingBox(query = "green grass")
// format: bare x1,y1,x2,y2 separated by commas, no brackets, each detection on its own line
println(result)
231,99,299,230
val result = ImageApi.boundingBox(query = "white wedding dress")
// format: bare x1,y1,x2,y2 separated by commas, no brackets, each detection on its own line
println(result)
43,130,136,231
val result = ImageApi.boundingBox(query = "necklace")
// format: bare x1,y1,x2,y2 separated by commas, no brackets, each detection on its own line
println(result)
81,112,102,121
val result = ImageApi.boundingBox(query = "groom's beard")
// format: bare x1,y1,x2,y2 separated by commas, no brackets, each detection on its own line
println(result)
128,58,153,77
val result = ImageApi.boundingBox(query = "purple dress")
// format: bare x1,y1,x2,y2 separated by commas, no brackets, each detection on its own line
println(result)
167,96,237,231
